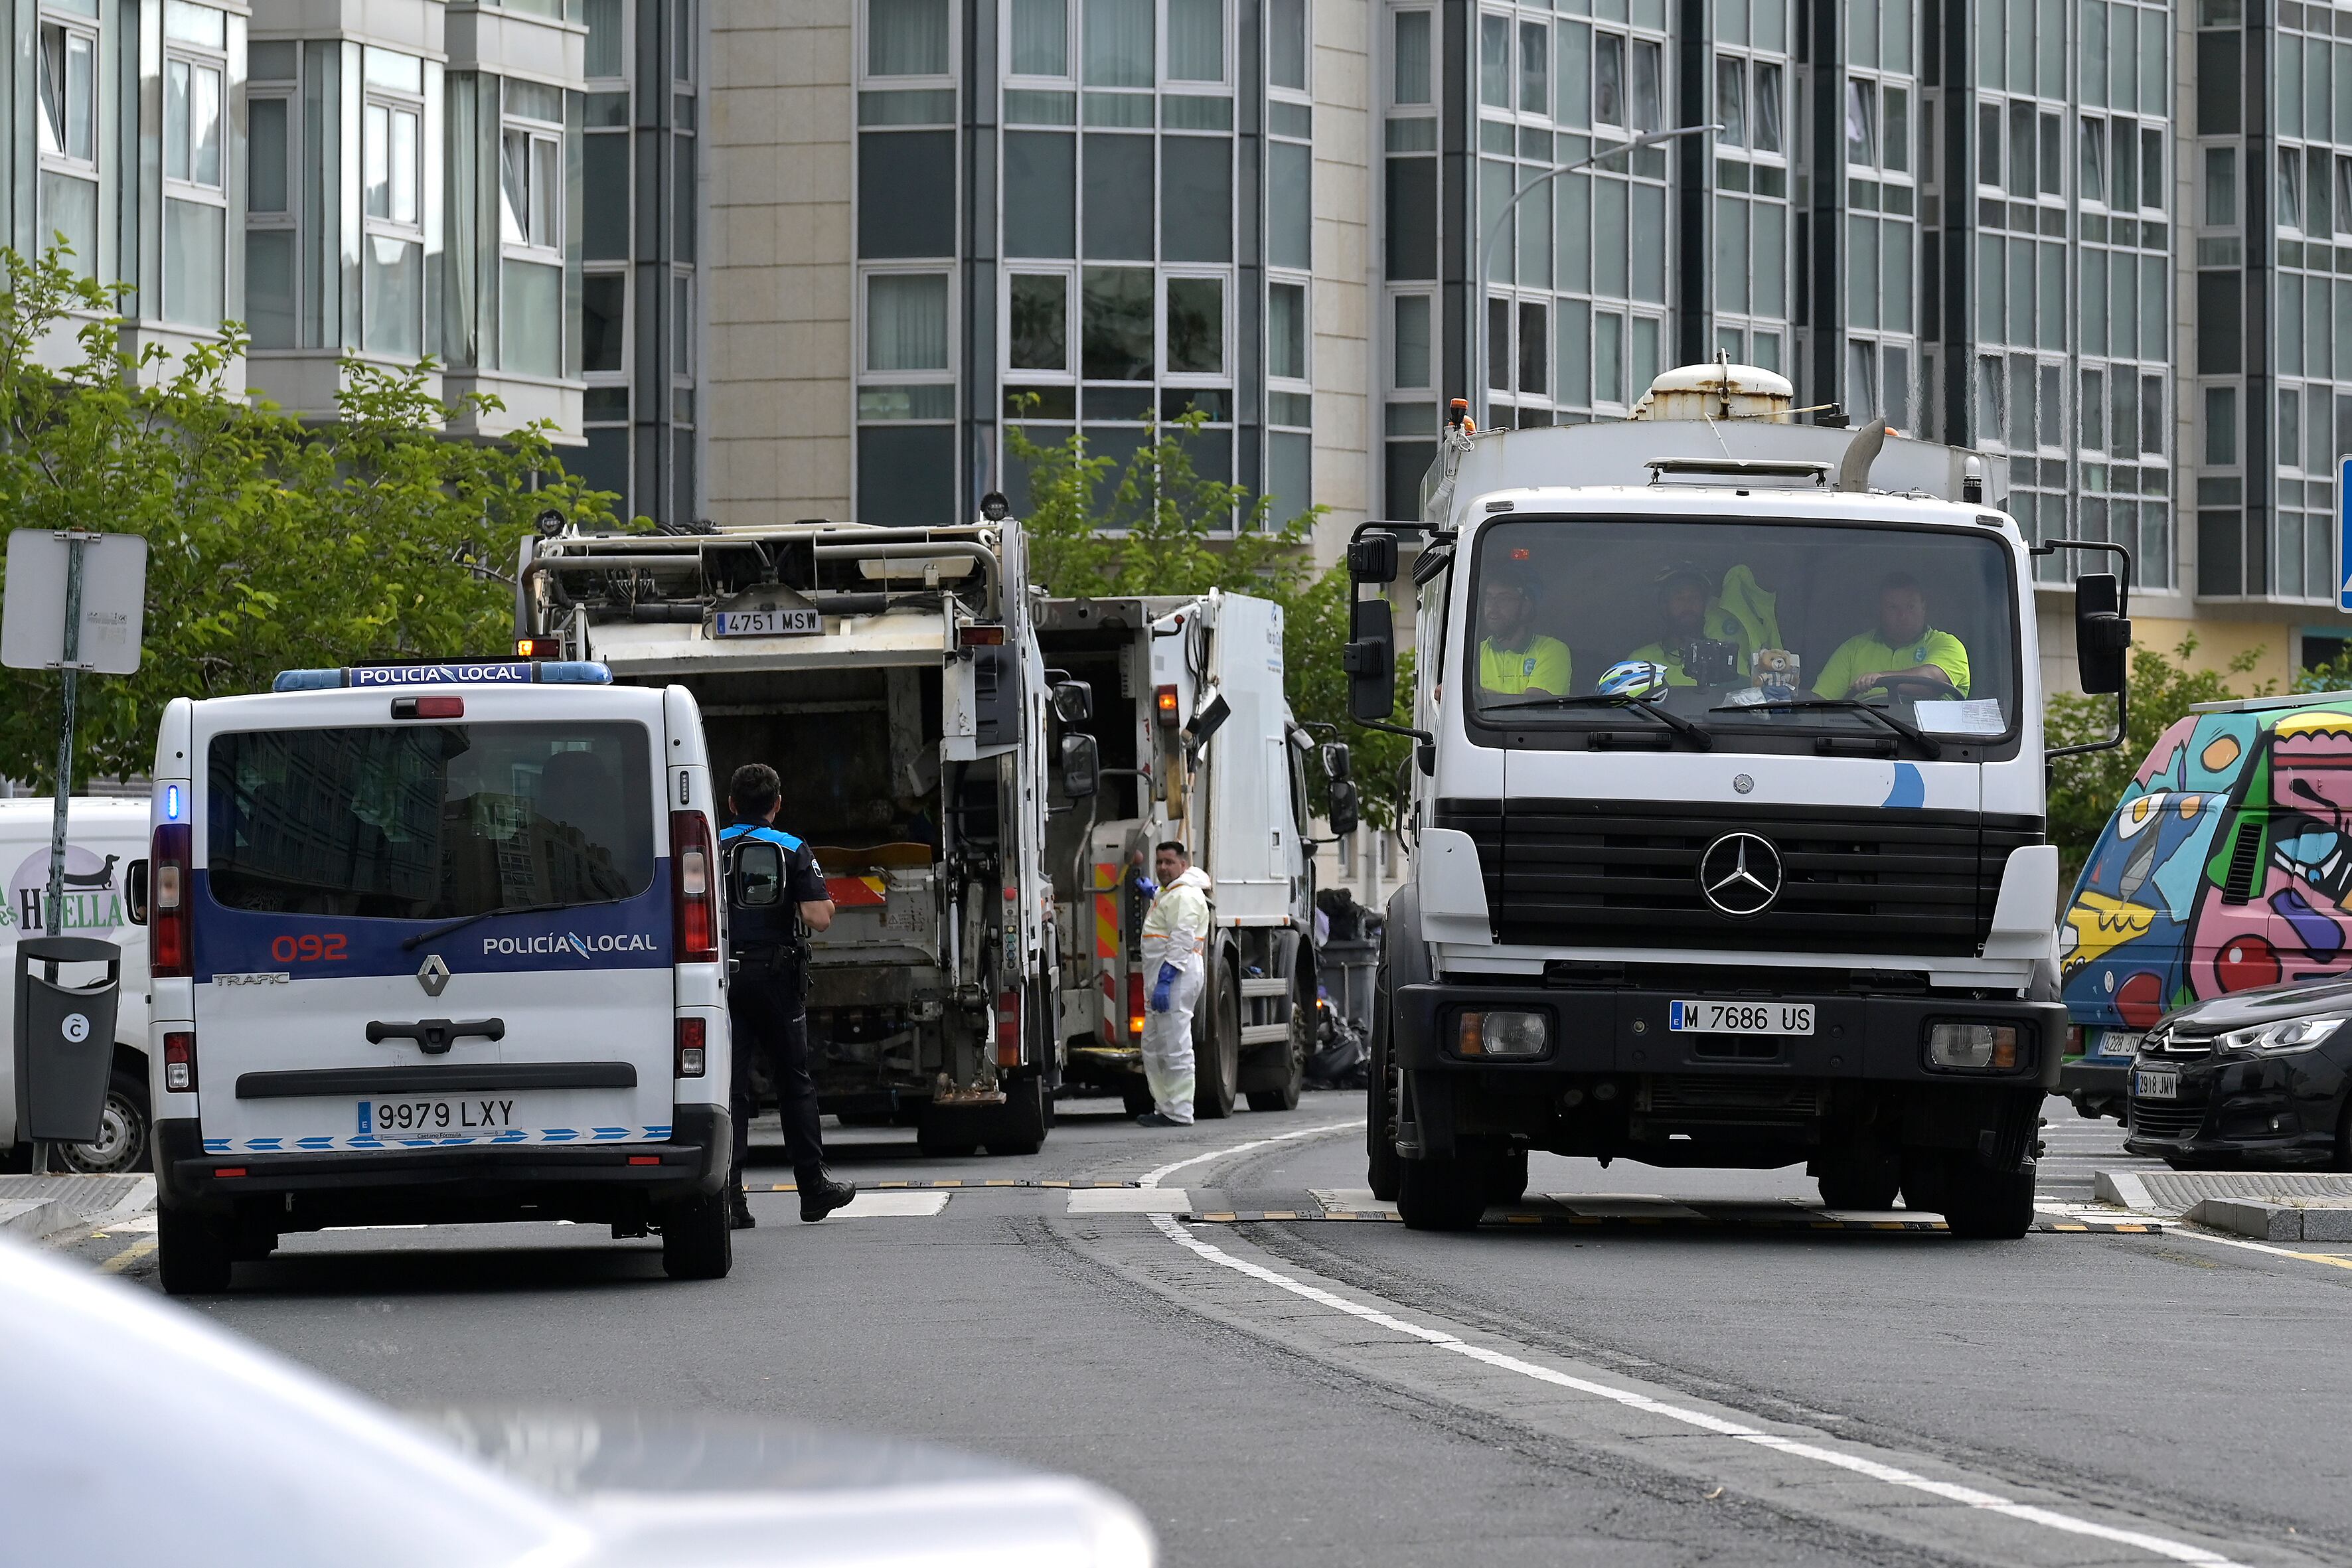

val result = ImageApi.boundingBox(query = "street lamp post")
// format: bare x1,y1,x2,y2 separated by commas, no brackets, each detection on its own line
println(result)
1472,121,1724,429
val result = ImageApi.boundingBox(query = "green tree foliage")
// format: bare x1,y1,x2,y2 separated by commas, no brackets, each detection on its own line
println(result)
0,247,614,788
2046,634,2271,881
1008,412,1417,825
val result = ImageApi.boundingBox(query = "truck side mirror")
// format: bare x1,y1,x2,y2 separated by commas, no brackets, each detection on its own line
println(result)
1344,598,1397,722
1348,530,1399,586
1052,679,1093,723
1060,732,1101,798
125,859,149,926
1327,779,1361,838
1320,741,1352,782
730,840,785,908
2075,572,2132,695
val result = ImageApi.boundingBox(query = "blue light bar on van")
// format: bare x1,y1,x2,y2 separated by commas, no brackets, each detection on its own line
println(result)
271,661,613,692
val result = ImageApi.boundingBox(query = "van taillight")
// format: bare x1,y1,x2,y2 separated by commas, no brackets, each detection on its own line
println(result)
676,1016,707,1078
163,1031,196,1093
150,823,191,978
670,811,717,963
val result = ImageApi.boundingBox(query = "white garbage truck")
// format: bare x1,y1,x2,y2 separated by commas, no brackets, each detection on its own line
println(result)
517,516,1081,1156
1347,366,2132,1237
1036,591,1350,1119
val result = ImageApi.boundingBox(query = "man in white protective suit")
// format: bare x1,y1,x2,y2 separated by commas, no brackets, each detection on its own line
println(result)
1137,840,1212,1127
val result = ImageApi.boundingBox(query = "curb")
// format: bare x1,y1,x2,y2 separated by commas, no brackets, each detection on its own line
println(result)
0,1176,155,1243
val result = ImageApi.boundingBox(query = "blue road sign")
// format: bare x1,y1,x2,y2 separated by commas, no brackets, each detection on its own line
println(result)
2342,457,2352,611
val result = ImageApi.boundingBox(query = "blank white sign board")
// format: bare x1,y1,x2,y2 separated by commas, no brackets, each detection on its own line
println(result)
1,531,147,674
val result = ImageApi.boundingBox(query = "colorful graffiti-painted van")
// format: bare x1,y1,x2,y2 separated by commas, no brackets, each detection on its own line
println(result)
2060,690,2352,1117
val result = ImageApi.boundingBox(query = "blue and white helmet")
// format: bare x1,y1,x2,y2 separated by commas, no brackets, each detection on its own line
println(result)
1595,660,1671,702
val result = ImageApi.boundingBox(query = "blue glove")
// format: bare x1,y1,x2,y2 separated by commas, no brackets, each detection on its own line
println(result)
1150,961,1178,1012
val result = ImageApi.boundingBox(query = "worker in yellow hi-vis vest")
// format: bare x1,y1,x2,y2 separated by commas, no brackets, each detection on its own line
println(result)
1474,558,1571,700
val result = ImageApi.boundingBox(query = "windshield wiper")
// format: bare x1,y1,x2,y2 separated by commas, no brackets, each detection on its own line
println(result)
401,900,590,951
1485,693,1713,751
1706,697,1943,760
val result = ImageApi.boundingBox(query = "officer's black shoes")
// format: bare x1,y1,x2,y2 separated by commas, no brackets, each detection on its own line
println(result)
728,1190,757,1229
1136,1111,1191,1128
799,1171,856,1222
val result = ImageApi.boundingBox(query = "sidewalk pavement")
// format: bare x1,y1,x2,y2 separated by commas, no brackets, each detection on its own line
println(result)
0,1174,154,1243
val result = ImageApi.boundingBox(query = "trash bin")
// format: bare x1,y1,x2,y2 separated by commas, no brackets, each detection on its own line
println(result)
14,935,121,1146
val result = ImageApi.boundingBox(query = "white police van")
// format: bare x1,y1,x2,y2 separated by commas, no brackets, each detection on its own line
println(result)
140,659,733,1294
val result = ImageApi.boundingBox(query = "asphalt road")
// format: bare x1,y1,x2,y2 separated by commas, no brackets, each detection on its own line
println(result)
58,1094,2352,1568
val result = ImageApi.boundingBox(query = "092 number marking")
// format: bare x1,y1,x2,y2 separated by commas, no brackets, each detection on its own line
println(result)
270,933,349,964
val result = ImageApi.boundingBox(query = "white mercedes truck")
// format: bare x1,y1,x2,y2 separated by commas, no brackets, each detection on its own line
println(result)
1348,366,2131,1237
1036,590,1347,1119
518,515,1077,1157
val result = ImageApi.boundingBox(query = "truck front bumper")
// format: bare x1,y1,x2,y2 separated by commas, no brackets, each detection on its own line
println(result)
153,1105,731,1229
1395,981,2063,1090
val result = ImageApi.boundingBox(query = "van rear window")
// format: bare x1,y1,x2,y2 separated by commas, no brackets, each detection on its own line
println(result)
206,722,655,919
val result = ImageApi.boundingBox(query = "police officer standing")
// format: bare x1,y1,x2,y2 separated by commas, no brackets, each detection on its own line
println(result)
722,763,857,1229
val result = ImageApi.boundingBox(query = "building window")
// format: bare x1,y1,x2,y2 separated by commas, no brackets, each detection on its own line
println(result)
36,9,100,275
362,50,426,360
163,4,230,327
246,65,297,350
499,79,565,377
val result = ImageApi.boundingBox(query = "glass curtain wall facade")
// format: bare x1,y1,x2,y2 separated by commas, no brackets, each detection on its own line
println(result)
577,0,700,524
851,0,1306,526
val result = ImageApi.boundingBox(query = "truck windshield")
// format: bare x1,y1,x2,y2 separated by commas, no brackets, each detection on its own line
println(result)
1464,516,2019,744
205,722,655,919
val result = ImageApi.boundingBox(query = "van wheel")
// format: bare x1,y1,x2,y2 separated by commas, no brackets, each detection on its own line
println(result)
56,1071,150,1174
661,1189,734,1280
984,1074,1047,1156
1937,1155,2036,1240
1194,961,1239,1120
158,1208,234,1296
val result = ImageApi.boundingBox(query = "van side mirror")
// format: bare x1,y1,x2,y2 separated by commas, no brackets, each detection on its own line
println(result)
1348,530,1399,586
1327,779,1361,838
125,860,149,926
1052,679,1093,724
2075,572,2132,695
1060,732,1101,798
1320,741,1352,782
1344,598,1397,723
730,840,785,908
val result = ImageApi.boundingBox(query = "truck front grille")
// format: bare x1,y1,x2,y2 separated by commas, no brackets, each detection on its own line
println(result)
1638,1076,1825,1125
1435,798,2033,958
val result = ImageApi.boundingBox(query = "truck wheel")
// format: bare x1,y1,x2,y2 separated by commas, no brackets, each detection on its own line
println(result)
1937,1155,2036,1239
1244,1009,1304,1114
56,1070,149,1174
1397,1148,1490,1231
1194,961,1239,1121
661,1188,735,1279
158,1208,234,1296
1367,973,1401,1202
1484,1144,1529,1207
1897,1147,1948,1215
984,1074,1048,1156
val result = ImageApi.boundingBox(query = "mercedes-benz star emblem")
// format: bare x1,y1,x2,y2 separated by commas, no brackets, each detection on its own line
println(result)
1697,832,1783,918
417,954,451,997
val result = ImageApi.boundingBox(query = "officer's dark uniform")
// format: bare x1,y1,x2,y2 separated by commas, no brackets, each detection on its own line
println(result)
722,820,842,1219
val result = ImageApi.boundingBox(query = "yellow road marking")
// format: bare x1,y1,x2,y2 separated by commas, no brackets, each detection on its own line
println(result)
2286,1250,2352,1271
100,1239,157,1274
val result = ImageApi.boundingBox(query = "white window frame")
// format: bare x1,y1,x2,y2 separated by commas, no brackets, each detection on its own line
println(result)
36,10,99,175
1266,271,1311,391
1385,287,1434,392
1003,0,1078,84
1003,263,1079,383
671,266,696,425
163,39,229,200
1159,264,1233,383
500,88,565,262
858,264,959,384
359,53,426,356
580,266,631,384
1387,7,1434,112
860,0,959,88
1161,0,1232,90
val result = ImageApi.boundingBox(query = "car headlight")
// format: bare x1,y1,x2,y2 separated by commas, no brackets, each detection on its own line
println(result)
1456,1010,1549,1058
2215,1016,2347,1054
1925,1022,2023,1069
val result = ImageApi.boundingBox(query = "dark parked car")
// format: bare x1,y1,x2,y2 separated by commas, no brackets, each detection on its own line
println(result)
2126,979,2352,1169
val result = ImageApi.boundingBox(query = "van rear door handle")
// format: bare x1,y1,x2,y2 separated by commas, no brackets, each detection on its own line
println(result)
366,1018,507,1056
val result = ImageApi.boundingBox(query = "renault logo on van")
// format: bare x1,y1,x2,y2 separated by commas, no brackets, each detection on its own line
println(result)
417,954,451,996
1697,832,1782,917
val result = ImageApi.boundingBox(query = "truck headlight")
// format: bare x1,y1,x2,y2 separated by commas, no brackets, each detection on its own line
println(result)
1926,1023,2022,1070
1457,1010,1548,1058
2217,1016,2346,1054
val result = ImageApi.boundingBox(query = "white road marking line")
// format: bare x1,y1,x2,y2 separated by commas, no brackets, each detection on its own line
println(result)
1137,1117,1365,1190
1067,1188,1191,1214
1146,1121,2247,1568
